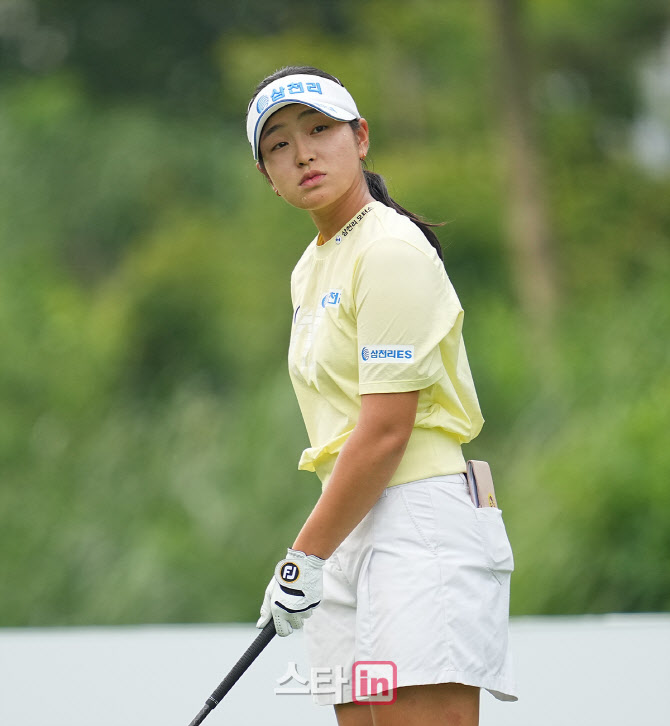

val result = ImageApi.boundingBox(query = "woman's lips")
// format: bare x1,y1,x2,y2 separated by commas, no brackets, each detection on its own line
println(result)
299,172,326,187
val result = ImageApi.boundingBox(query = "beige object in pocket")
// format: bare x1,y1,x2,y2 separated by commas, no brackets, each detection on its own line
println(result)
466,459,498,508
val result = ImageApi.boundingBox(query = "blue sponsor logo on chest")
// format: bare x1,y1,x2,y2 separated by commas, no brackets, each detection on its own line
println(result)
321,289,342,308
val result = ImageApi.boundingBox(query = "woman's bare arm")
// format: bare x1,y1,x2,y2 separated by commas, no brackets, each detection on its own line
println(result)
292,390,419,559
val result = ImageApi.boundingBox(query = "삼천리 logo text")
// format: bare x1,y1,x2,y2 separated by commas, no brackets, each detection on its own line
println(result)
360,345,414,363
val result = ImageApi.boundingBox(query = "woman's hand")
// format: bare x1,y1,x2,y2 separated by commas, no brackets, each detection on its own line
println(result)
256,548,326,637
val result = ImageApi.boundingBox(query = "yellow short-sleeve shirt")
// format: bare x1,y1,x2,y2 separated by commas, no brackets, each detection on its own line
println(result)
288,201,484,489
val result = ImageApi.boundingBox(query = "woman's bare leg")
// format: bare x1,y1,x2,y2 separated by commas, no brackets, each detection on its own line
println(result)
335,701,374,726
370,683,480,726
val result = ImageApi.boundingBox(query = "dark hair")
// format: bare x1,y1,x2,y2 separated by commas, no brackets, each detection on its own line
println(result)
250,65,444,261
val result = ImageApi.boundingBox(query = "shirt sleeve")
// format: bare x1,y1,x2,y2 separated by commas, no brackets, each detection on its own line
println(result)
352,236,463,395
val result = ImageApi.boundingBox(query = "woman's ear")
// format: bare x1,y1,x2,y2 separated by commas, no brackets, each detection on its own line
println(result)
256,161,270,181
256,161,279,194
355,118,370,159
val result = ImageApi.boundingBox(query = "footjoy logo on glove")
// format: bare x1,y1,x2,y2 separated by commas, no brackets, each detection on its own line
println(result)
279,563,300,582
353,661,397,704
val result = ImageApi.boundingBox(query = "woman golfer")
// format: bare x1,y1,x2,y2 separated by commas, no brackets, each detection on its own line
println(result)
248,66,516,726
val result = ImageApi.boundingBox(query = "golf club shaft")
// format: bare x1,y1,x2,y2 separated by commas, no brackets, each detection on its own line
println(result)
187,620,277,726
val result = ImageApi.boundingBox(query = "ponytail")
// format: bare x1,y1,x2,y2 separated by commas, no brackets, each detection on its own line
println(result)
362,168,444,261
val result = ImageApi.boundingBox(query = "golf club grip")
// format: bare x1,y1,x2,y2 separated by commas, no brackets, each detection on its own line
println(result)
187,621,277,726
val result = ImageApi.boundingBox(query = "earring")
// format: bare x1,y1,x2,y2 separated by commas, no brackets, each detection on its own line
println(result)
274,188,281,197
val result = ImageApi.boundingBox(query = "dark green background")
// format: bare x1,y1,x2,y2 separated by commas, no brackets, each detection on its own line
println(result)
1,0,669,624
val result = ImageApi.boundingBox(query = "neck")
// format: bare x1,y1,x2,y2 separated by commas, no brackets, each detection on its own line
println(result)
309,178,375,243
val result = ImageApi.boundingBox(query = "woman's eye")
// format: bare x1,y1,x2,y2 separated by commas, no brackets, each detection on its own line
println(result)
271,141,288,152
312,125,328,134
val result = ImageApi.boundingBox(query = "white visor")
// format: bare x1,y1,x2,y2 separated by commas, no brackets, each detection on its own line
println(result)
246,73,360,161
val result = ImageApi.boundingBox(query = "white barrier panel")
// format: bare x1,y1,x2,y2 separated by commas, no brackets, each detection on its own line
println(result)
0,614,668,726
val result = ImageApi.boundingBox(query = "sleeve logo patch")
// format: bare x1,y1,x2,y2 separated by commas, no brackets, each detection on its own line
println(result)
361,345,414,362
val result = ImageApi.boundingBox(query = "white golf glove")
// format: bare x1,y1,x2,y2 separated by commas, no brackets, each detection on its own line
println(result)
256,548,325,637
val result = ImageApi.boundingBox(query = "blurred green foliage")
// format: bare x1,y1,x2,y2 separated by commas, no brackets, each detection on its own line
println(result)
1,0,669,624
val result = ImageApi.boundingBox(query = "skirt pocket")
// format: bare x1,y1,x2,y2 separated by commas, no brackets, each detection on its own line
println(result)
474,507,515,584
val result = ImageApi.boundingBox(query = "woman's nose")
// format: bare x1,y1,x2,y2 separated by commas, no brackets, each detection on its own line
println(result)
294,138,315,166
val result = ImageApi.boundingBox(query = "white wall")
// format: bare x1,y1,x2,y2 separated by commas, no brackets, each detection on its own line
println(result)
1,614,667,726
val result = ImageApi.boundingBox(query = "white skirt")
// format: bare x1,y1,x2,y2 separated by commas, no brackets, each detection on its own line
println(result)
303,474,517,705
